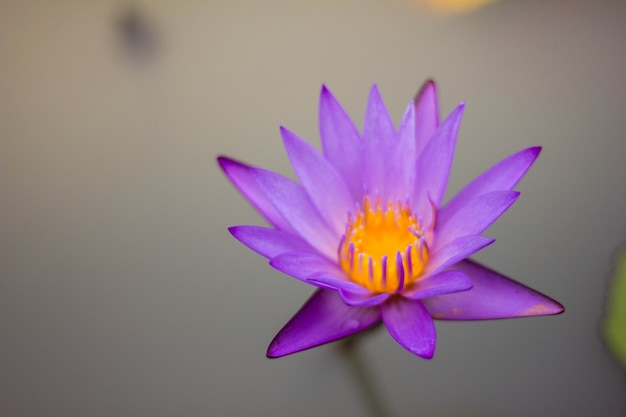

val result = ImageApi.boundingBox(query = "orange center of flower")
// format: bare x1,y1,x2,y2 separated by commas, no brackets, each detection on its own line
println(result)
338,197,430,293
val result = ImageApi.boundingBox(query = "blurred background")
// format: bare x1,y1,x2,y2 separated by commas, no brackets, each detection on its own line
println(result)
1,0,625,416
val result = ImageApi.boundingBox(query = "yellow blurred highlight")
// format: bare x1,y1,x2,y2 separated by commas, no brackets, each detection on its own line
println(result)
426,0,496,14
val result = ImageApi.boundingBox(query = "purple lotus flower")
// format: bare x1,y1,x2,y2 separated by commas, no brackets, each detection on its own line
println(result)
218,82,564,358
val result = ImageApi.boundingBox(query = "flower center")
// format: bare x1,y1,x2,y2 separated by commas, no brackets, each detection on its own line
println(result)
338,197,430,293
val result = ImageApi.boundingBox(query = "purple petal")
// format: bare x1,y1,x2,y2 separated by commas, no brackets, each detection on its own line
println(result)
217,157,295,234
426,235,494,275
412,103,465,221
423,259,565,320
435,191,520,247
308,272,390,307
267,289,381,358
381,298,436,358
318,85,363,200
362,84,395,200
281,127,354,234
270,252,345,283
252,167,338,259
228,226,314,259
308,272,368,293
387,103,417,201
414,80,439,158
340,290,390,307
403,270,473,299
439,147,541,225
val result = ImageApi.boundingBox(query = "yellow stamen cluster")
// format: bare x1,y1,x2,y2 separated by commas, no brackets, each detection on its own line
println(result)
338,197,429,293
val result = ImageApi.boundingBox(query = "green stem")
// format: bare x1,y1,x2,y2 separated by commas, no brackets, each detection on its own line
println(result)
339,330,392,417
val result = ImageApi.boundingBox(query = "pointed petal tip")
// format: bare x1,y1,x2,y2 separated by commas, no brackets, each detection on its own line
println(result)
553,302,565,315
382,298,437,359
366,84,384,107
472,235,496,255
487,189,520,204
509,190,521,203
522,146,542,162
403,100,416,117
518,298,565,317
267,335,302,358
217,155,254,176
417,348,435,359
399,338,436,359
319,84,337,103
414,79,437,101
423,260,565,320
423,78,436,89
216,155,234,170
528,146,542,164
266,342,289,359
441,101,465,126
265,289,382,358
279,125,298,142
278,125,291,141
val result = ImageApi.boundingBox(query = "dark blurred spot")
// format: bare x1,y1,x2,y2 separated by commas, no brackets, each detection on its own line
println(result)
117,7,159,64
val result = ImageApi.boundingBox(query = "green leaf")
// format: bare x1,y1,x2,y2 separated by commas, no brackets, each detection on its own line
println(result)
603,245,626,371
